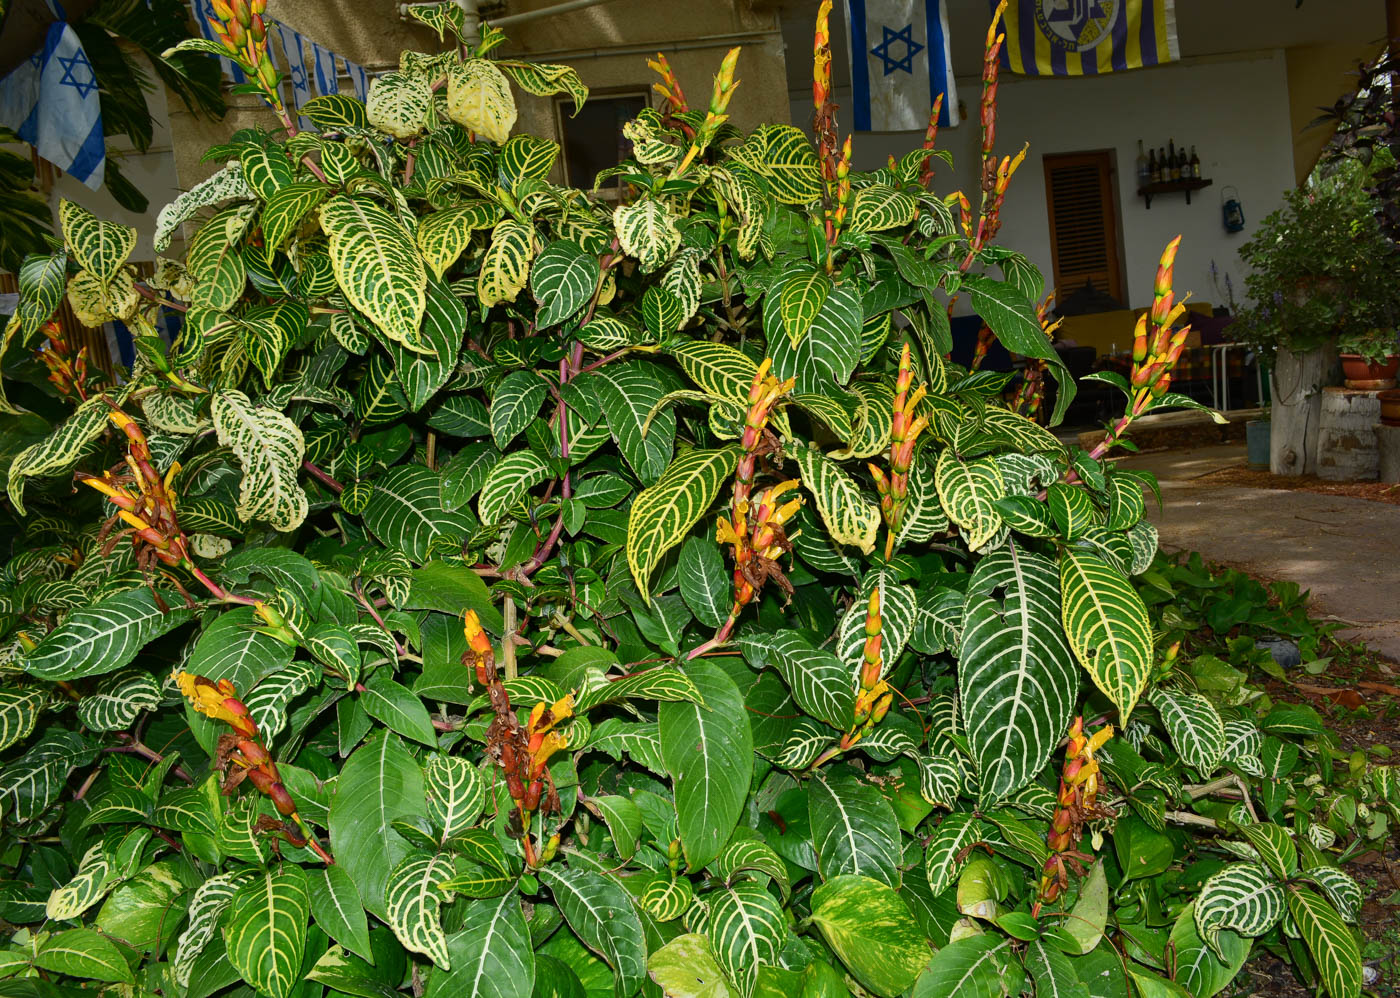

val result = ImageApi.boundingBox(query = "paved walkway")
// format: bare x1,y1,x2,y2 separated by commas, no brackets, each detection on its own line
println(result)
1116,444,1400,660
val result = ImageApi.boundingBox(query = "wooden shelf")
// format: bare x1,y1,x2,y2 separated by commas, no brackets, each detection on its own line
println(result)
1138,177,1212,209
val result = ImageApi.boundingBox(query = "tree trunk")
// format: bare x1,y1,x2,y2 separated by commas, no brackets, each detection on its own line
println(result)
1270,343,1336,476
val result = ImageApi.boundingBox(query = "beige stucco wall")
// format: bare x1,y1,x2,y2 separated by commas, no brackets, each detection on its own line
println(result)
1284,41,1386,187
167,0,790,198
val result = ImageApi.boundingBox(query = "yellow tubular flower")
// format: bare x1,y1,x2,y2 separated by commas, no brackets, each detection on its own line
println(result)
174,671,256,733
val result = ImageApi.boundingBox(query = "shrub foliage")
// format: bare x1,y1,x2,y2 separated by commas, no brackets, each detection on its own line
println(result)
0,4,1389,998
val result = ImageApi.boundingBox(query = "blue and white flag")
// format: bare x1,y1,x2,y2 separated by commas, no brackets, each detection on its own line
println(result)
274,24,313,129
348,61,370,102
0,3,106,189
845,0,959,131
311,42,340,96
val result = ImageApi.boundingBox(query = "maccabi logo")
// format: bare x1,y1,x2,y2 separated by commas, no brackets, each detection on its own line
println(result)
1035,0,1121,52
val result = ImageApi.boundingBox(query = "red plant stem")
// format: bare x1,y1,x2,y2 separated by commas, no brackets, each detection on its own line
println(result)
686,610,737,660
579,240,622,328
107,736,194,784
576,346,632,376
187,560,257,606
303,460,344,494
135,283,188,313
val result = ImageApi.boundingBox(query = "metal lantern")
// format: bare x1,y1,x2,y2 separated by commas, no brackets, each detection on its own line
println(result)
1221,186,1245,234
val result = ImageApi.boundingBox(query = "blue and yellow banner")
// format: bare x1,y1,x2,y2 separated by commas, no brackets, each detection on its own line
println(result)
997,0,1179,76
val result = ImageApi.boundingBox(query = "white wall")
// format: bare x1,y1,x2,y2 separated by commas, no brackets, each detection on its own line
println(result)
792,49,1298,314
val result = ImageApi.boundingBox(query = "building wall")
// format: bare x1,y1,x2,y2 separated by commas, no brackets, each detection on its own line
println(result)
1285,41,1385,187
794,49,1299,313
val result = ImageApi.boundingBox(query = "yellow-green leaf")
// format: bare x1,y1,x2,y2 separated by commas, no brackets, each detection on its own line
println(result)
367,71,433,140
627,446,739,599
320,195,429,352
793,442,878,555
59,199,135,283
417,201,503,280
478,219,537,308
1059,547,1153,722
446,58,517,144
935,450,1006,552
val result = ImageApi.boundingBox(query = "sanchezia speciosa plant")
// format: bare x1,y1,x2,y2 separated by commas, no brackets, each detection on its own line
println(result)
0,3,1382,998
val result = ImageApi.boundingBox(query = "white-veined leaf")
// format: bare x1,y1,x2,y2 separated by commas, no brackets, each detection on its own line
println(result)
1194,863,1284,958
446,58,517,144
1287,887,1363,998
1059,548,1153,722
739,632,853,731
539,866,646,998
809,768,902,887
212,389,309,531
626,446,737,598
25,588,194,681
385,852,455,967
477,451,552,525
936,450,1006,552
222,866,310,998
706,880,784,998
75,670,160,732
1153,686,1226,774
321,196,429,352
172,870,255,986
794,442,878,554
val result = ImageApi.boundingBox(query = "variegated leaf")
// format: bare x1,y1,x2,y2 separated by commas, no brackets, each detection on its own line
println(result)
245,661,319,745
211,389,309,532
809,769,902,887
1194,863,1284,958
794,442,878,554
614,197,681,272
417,201,502,279
935,450,1006,552
173,870,256,986
153,163,255,251
835,567,917,680
0,688,44,752
739,632,853,731
478,450,552,524
626,446,738,598
424,756,485,839
446,58,517,143
59,199,135,282
1060,548,1153,722
223,866,311,998
1153,686,1226,774
706,880,784,998
75,670,160,732
320,196,429,352
925,812,984,895
385,852,455,967
1301,866,1363,923
1287,887,1363,998
25,587,194,682
367,71,433,139
478,219,537,308
45,840,118,920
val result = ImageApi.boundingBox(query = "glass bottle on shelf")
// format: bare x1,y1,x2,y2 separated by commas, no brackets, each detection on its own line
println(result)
1147,146,1158,184
1190,145,1200,178
1136,140,1149,187
1167,139,1178,181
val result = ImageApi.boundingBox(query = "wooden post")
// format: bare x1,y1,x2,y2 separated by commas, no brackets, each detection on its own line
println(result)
1270,343,1336,476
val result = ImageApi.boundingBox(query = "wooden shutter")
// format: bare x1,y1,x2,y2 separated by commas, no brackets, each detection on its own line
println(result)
1043,151,1123,304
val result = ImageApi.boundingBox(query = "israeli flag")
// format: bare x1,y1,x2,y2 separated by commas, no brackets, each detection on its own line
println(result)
274,23,312,128
0,8,106,189
846,0,959,132
311,42,339,95
349,61,370,102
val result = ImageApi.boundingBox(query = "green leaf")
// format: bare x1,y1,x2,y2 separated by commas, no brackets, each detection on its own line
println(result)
363,465,474,562
1060,860,1108,955
532,239,599,327
1022,938,1086,998
588,795,643,860
222,866,310,998
1236,822,1298,880
539,866,646,998
1171,903,1250,998
59,199,135,283
153,163,255,252
706,880,785,997
34,927,133,983
211,389,309,532
8,394,117,515
0,689,45,752
239,146,293,199
962,275,1075,423
307,865,373,964
329,732,425,919
647,933,737,998
240,300,309,387
794,442,879,555
659,658,753,870
304,93,368,130
574,667,705,713
592,360,680,484
427,893,534,998
1301,867,1363,924
385,852,454,968
26,588,194,681
670,340,758,403
810,875,930,997
958,540,1077,805
1046,484,1099,541
627,446,738,598
404,560,503,633
613,197,681,272
361,674,437,747
393,277,467,411
1195,863,1284,958
187,204,254,310
809,769,903,888
424,755,485,840
750,125,822,205
739,631,853,731
776,269,831,348
490,371,549,449
1152,687,1226,774
478,219,537,308
45,838,118,920
849,184,918,234
321,196,429,352
477,450,552,525
677,535,730,629
925,812,984,895
935,450,1006,552
366,70,432,139
187,606,293,693
173,871,256,987
1287,887,1362,998
768,282,862,393
912,935,1012,998
1058,548,1153,722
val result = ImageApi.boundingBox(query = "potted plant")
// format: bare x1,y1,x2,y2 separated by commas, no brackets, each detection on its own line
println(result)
1233,159,1400,472
1337,327,1400,388
1246,404,1271,469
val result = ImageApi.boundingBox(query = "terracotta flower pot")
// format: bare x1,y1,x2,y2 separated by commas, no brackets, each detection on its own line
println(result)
1380,388,1400,426
1339,353,1399,390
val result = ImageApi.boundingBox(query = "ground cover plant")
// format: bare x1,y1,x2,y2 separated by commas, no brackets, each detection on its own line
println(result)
0,2,1393,997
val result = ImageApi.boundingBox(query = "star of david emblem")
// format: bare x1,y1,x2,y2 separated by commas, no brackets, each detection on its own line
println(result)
871,24,923,76
290,63,308,91
57,49,99,99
